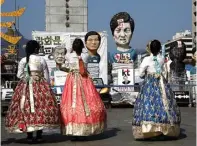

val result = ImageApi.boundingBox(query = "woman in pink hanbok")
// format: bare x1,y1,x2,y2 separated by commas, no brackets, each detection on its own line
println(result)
60,38,106,138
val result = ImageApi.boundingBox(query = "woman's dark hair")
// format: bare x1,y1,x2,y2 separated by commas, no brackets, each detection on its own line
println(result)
169,41,186,62
25,40,40,74
72,38,84,56
110,12,135,36
85,31,101,43
149,40,161,56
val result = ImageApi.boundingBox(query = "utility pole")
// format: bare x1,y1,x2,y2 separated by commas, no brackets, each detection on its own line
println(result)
14,0,20,62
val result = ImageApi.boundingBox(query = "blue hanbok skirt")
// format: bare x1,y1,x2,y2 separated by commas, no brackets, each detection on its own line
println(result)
132,74,181,139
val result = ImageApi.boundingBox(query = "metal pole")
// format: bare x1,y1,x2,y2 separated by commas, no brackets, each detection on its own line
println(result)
13,0,17,82
18,5,20,31
86,0,88,32
17,5,20,62
14,0,16,27
14,0,17,61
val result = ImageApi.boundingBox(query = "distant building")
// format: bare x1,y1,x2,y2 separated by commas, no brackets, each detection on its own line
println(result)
45,0,88,32
192,0,197,49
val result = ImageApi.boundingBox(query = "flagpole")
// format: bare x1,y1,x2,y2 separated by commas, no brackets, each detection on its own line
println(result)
14,0,16,29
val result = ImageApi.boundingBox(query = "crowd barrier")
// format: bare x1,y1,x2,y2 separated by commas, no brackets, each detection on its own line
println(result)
1,80,196,106
51,83,196,106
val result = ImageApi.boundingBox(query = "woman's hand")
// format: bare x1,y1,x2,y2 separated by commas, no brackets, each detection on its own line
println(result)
60,64,70,72
88,74,92,79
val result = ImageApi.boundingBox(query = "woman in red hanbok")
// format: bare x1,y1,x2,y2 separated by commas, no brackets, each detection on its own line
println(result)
5,40,60,142
60,38,107,137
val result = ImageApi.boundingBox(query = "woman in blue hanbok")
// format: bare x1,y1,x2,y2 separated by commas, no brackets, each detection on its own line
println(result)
132,40,181,140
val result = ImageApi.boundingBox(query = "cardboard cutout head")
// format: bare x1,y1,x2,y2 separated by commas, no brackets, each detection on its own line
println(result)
85,31,101,56
146,40,152,55
169,41,186,62
192,47,196,62
169,41,186,74
110,12,135,50
52,46,67,65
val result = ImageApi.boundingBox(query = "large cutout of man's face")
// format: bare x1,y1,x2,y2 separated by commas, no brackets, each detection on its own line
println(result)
113,22,132,47
85,35,100,54
53,48,66,65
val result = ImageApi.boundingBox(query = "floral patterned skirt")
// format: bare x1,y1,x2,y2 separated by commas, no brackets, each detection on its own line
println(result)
132,74,181,139
5,78,60,133
60,73,107,136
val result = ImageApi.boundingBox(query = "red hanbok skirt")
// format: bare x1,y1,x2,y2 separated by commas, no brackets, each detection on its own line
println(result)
5,78,60,133
60,72,107,136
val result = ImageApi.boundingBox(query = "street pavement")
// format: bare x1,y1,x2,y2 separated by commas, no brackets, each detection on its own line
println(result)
1,107,196,146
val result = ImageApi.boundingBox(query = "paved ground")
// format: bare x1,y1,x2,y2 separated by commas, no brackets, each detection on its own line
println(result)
1,107,196,146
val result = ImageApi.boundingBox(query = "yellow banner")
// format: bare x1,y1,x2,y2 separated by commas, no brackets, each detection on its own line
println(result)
0,0,4,5
0,32,21,44
0,7,26,17
0,21,14,28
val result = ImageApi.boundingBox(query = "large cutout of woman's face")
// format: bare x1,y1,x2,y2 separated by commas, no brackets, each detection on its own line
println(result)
113,22,132,47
